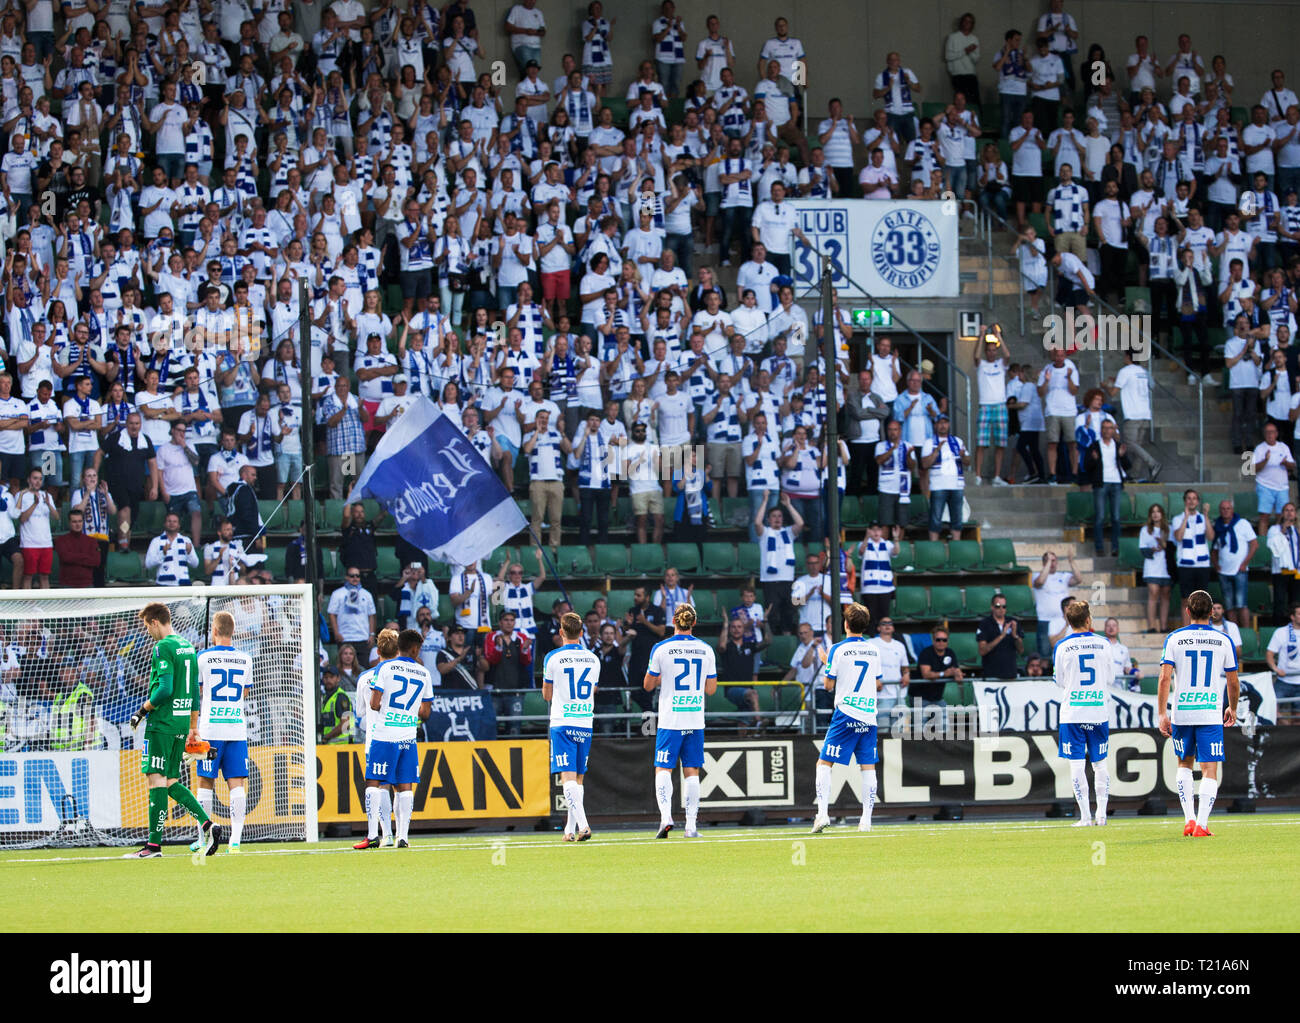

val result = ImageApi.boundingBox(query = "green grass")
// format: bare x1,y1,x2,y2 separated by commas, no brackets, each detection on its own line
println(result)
3,816,1298,931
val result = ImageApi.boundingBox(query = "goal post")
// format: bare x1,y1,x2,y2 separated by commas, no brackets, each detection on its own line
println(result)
0,585,318,850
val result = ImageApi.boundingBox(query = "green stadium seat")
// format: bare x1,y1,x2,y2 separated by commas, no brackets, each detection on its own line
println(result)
278,500,306,533
322,499,348,529
482,546,515,575
1124,286,1151,314
906,494,929,529
134,501,165,537
428,559,450,581
436,594,453,621
702,542,737,575
946,632,980,667
892,587,929,621
322,549,342,581
562,497,579,522
1201,492,1230,515
560,590,603,614
1138,676,1159,695
929,586,964,620
107,551,144,584
840,496,867,528
1248,581,1271,617
1233,490,1259,523
737,542,760,576
963,585,998,619
605,589,636,619
690,590,719,622
666,542,701,574
946,540,982,572
858,495,880,525
602,96,629,127
1118,537,1144,572
521,691,549,729
630,544,665,575
763,634,798,670
979,538,1024,572
594,544,629,574
920,100,946,122
1003,587,1036,619
1238,629,1260,662
265,545,288,580
380,595,398,623
1125,490,1167,526
257,500,283,532
375,547,402,581
942,682,962,705
1065,491,1093,524
1250,543,1272,571
714,590,744,619
912,541,947,573
892,541,915,573
557,544,594,574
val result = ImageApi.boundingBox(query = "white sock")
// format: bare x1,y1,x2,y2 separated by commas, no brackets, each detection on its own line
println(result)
378,788,393,838
1092,764,1110,821
365,788,379,839
815,762,831,818
564,804,575,835
1070,760,1091,821
684,775,700,831
654,771,673,825
197,788,213,841
860,771,877,827
563,781,589,832
396,791,414,842
228,786,246,845
1196,777,1219,829
1176,766,1196,822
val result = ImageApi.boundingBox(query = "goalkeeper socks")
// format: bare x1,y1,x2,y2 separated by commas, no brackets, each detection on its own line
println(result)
197,788,213,843
563,781,588,832
1196,777,1219,829
1070,760,1091,822
654,771,673,825
168,782,209,825
1176,766,1196,823
229,786,246,845
148,788,168,846
860,770,877,826
684,775,700,831
815,762,831,818
395,791,414,842
378,788,393,839
364,788,380,840
1093,764,1110,821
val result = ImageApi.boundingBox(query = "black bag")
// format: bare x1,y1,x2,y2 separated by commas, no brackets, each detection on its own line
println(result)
447,273,467,293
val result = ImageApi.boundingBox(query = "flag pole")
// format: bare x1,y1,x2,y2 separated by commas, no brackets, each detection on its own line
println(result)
298,278,320,718
822,254,843,641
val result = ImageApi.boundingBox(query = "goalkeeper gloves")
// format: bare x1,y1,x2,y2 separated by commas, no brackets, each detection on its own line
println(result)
129,705,149,729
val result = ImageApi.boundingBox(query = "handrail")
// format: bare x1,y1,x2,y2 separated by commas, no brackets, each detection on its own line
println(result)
982,205,1030,336
792,237,977,451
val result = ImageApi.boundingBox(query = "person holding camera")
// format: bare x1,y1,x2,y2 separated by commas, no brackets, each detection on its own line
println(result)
973,324,1011,485
977,592,1025,680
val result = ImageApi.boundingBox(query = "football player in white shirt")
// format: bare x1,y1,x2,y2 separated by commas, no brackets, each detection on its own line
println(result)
1158,589,1240,837
543,612,602,842
1053,599,1114,826
811,602,882,834
363,628,434,848
190,612,253,853
353,629,395,849
643,604,718,838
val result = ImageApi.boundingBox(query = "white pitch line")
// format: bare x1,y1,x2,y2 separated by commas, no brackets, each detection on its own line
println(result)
3,816,1298,866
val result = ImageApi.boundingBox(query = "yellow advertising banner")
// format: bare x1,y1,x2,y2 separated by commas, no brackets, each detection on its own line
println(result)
316,741,550,822
116,746,310,831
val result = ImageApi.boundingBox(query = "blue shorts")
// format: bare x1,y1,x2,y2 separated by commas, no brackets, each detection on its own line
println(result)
549,725,592,775
496,435,519,462
654,727,704,769
196,738,249,780
1171,723,1225,763
366,738,420,785
167,491,202,518
1257,483,1289,515
1219,570,1249,610
819,711,878,765
1058,721,1109,761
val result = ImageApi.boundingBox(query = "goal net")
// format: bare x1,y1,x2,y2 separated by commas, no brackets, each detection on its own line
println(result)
0,585,317,849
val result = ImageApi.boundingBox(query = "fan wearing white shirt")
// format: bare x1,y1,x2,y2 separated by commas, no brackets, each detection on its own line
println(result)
1105,350,1160,481
1265,502,1300,622
1210,497,1258,629
1253,421,1295,537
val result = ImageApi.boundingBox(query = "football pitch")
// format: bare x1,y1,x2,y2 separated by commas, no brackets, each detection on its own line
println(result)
3,815,1298,932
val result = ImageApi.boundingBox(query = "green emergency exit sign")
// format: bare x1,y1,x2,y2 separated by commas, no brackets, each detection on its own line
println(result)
851,308,893,327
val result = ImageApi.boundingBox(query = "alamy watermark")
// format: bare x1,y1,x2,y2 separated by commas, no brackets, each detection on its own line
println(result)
1042,308,1151,361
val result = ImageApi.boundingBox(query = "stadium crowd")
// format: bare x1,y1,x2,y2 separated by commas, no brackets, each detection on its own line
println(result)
0,1,1291,748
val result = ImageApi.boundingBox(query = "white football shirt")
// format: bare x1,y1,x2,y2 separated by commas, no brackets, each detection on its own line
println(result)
1053,631,1113,724
647,634,717,731
368,656,433,742
823,635,883,725
197,644,253,741
1160,624,1237,725
543,643,602,730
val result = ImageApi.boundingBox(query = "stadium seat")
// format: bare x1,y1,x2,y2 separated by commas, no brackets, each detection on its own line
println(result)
482,546,514,575
557,544,594,574
736,542,760,576
1250,543,1272,571
840,496,866,528
892,541,915,573
277,500,305,534
594,544,629,574
1256,627,1277,662
946,632,980,667
714,590,744,619
942,682,962,705
380,595,398,623
906,494,929,529
946,540,982,572
602,96,629,127
107,551,144,584
1233,490,1259,522
1238,629,1260,662
258,499,283,532
428,559,451,581
1003,587,1036,619
1065,491,1093,524
605,589,636,619
375,547,402,581
963,585,998,619
912,541,947,573
322,499,348,529
134,501,165,537
690,590,719,622
1125,490,1167,526
763,634,797,670
265,545,288,580
929,586,964,620
1118,537,1144,572
858,495,880,525
521,692,549,731
322,549,343,581
666,542,701,574
630,544,665,575
560,590,603,614
562,497,579,522
702,542,737,574
1248,581,1271,617
979,538,1024,572
892,587,929,621
1138,676,1158,695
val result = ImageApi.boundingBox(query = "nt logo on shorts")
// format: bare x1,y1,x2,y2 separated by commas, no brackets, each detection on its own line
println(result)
50,955,151,1003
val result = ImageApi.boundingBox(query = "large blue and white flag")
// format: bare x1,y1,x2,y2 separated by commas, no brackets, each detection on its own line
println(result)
346,399,526,567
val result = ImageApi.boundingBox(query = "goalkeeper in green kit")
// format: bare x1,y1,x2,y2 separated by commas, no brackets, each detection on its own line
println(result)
124,601,222,860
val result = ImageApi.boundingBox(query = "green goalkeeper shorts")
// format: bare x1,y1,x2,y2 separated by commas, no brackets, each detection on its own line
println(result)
141,730,186,779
